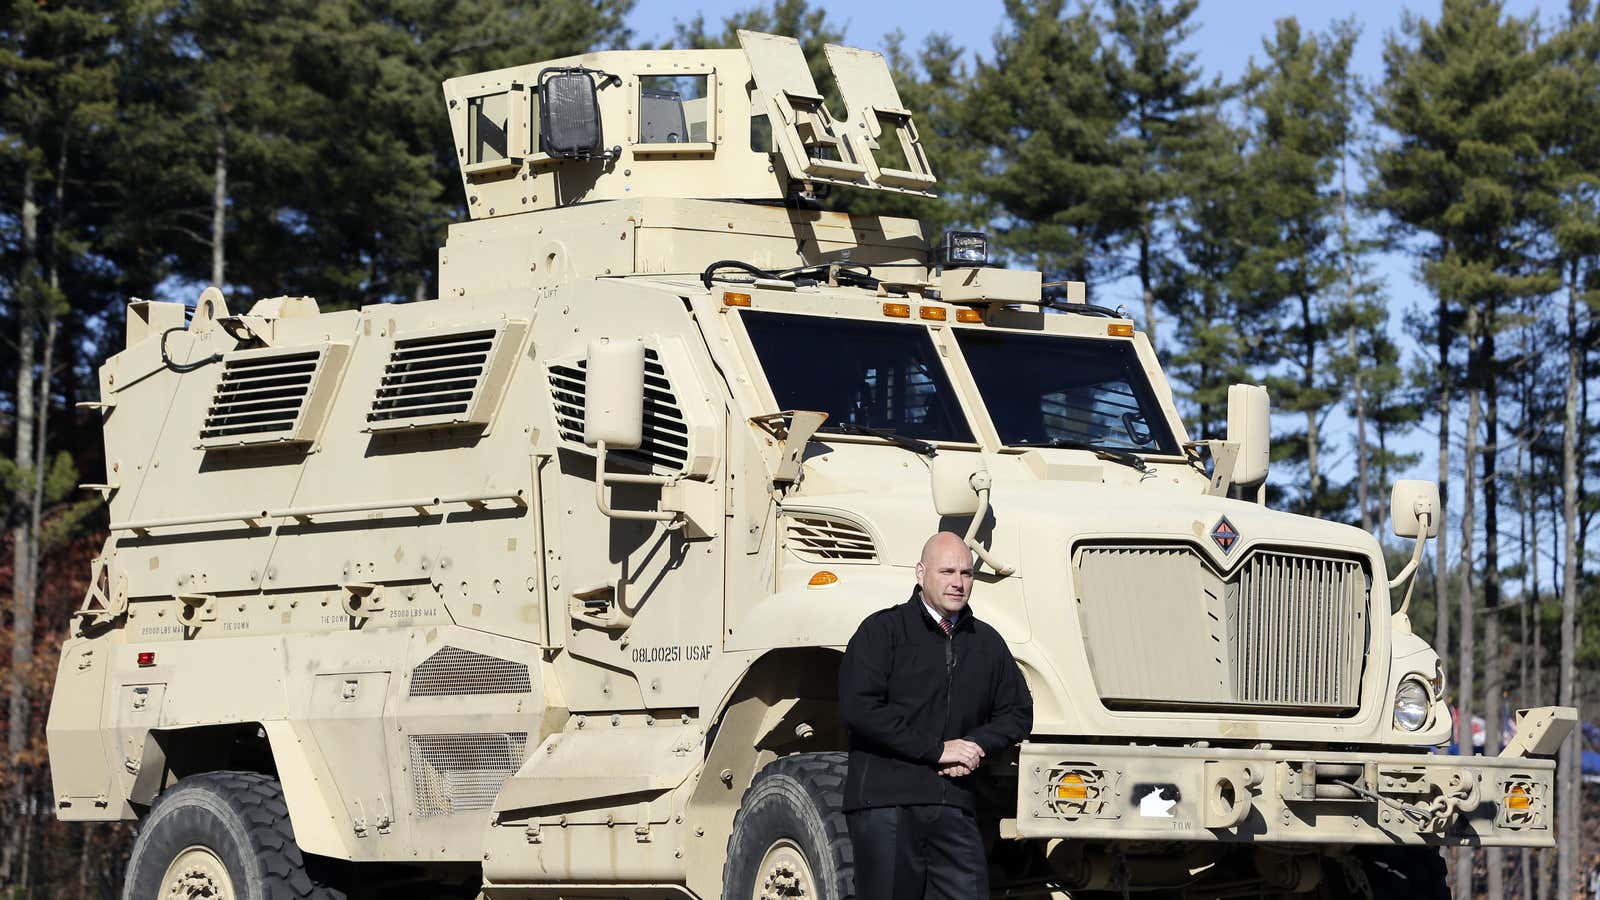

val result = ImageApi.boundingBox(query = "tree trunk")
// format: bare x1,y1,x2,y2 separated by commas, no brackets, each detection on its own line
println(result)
1557,261,1580,900
1348,325,1372,531
1435,288,1452,681
1139,212,1157,351
1339,151,1371,531
3,165,42,883
1482,319,1503,900
212,129,227,289
1453,307,1480,900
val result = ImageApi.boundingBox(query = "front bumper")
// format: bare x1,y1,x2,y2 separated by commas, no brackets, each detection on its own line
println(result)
1015,741,1555,848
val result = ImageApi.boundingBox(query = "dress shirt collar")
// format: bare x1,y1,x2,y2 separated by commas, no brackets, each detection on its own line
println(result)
921,597,962,629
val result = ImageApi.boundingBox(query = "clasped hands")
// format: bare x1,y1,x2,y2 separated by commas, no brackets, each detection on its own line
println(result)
937,738,984,778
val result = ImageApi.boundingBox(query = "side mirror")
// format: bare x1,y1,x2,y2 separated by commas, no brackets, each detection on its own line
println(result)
538,69,605,159
583,339,645,450
930,455,980,517
1226,384,1270,486
1391,480,1441,539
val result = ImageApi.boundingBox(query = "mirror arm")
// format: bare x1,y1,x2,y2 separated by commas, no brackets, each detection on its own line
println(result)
961,469,1015,577
593,442,679,523
1389,511,1434,615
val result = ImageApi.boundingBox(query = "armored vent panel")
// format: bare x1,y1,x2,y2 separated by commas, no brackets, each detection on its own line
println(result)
366,320,526,432
199,343,349,449
783,512,878,563
548,346,691,472
409,732,527,818
409,646,532,697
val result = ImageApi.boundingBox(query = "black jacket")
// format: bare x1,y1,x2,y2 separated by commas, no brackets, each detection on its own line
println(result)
838,593,1033,813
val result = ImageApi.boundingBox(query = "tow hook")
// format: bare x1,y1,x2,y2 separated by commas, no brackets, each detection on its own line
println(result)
1332,770,1481,835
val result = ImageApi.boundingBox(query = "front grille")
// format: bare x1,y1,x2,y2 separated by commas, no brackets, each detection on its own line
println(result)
1074,544,1368,713
1234,552,1366,709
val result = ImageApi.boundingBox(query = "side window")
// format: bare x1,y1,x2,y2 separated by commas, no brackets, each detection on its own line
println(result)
639,74,714,145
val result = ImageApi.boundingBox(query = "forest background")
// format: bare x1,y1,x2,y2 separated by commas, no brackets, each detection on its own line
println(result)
3,0,1599,897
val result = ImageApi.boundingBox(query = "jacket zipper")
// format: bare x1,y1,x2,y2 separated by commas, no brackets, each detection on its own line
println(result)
941,628,954,804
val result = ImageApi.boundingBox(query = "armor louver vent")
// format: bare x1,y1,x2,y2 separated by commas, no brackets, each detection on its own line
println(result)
366,320,526,432
408,732,527,817
199,344,348,449
548,347,690,471
409,646,532,697
784,513,878,563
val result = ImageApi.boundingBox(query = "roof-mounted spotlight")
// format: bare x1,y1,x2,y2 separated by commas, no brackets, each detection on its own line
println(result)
937,231,989,269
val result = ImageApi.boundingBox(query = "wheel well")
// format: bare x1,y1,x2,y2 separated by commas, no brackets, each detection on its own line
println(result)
133,723,276,806
711,647,846,756
685,647,847,896
154,722,277,779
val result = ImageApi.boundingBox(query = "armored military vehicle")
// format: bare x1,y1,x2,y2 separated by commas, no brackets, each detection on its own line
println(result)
48,30,1573,900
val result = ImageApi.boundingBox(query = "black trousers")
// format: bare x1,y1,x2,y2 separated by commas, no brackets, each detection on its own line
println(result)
846,805,987,900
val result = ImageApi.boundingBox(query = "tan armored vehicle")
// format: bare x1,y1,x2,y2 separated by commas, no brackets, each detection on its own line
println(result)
48,31,1574,900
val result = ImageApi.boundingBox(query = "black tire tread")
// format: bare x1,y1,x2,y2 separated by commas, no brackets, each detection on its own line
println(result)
128,770,345,900
721,751,856,900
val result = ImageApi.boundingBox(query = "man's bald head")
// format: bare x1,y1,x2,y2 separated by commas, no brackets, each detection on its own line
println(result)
917,531,975,617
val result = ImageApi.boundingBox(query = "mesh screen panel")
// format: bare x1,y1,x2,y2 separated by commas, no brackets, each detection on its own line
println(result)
408,646,532,697
408,732,527,817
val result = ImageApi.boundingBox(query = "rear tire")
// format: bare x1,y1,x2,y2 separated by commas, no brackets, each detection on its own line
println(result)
123,771,347,900
1318,846,1449,899
720,752,855,900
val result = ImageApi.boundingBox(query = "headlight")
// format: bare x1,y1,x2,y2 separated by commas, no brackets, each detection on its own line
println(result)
1394,678,1430,731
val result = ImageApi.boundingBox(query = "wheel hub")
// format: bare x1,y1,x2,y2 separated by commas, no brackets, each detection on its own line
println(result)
161,846,234,900
755,838,817,900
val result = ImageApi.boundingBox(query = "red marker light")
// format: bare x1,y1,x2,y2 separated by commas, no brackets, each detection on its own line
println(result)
136,652,156,667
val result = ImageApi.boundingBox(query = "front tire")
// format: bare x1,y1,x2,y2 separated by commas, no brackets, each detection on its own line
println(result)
721,752,855,900
123,771,347,900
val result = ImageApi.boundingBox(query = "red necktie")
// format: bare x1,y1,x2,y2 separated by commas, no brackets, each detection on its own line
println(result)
939,616,953,636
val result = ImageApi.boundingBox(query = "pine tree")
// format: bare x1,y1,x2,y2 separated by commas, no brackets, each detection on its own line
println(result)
968,0,1124,288
1236,18,1359,518
0,0,121,883
1156,109,1254,438
1101,0,1223,349
1539,4,1600,895
1373,3,1556,894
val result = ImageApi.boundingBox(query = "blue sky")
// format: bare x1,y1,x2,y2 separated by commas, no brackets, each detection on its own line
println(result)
628,0,1547,85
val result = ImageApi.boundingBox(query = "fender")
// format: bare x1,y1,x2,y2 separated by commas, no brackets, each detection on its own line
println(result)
261,720,353,859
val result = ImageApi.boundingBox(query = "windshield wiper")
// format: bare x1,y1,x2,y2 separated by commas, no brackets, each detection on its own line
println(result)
1013,438,1151,474
828,423,937,456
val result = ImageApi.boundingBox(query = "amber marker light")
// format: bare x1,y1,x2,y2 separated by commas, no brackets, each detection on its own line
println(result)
955,308,984,324
919,306,947,322
1107,322,1135,337
1506,785,1533,811
882,302,911,318
808,571,839,588
723,292,752,307
1055,773,1089,800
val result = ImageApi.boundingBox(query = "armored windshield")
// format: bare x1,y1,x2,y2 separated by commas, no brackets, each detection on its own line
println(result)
955,330,1179,453
741,311,973,443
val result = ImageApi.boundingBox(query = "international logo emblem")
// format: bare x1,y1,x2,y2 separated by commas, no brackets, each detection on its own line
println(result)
1211,517,1239,554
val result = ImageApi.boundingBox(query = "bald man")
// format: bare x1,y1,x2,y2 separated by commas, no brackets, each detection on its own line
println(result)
838,531,1033,899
